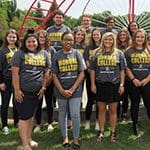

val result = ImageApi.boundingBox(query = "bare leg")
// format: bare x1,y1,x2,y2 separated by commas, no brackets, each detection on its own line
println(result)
27,117,38,147
108,102,118,132
97,102,107,132
18,119,32,149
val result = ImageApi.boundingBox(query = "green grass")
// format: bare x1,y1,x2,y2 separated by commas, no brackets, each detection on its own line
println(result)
0,120,150,150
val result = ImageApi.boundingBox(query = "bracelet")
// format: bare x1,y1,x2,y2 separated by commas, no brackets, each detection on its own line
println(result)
131,77,135,81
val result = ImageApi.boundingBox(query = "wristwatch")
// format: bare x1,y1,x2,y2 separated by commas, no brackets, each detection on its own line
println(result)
120,83,124,87
42,86,46,90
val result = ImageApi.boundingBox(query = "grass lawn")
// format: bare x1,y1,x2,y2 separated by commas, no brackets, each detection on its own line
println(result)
0,120,149,150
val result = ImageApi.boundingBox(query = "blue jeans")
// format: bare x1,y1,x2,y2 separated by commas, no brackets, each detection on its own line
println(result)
57,97,81,138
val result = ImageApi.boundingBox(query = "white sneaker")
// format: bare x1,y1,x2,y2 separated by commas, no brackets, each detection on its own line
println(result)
33,126,41,133
47,124,54,132
2,126,9,135
95,121,99,131
84,121,90,130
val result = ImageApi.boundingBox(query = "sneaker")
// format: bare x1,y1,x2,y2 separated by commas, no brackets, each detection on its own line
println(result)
133,124,140,136
95,121,99,131
121,113,127,121
84,121,90,130
47,124,54,132
33,126,41,133
2,126,9,135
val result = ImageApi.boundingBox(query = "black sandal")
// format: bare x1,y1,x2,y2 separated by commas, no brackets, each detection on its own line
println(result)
96,131,104,142
72,143,80,149
110,131,116,143
63,142,70,148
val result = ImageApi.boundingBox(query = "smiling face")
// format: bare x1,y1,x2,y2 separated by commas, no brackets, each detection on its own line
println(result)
6,32,17,46
135,31,145,47
53,14,64,27
26,36,38,52
62,33,74,52
81,16,91,30
129,22,139,34
103,35,114,50
119,31,127,43
106,19,115,30
92,29,101,43
75,30,85,45
39,33,46,46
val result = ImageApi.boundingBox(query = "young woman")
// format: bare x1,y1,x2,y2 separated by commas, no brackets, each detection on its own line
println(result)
125,29,150,136
116,28,131,120
90,32,126,142
128,21,139,38
52,31,86,149
0,29,19,134
33,30,56,133
64,27,86,129
73,27,86,55
11,29,51,150
84,28,102,130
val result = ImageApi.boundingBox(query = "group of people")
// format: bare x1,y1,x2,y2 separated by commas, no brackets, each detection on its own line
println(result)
0,9,150,150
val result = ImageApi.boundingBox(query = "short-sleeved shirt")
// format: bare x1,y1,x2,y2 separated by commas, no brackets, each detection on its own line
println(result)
11,49,51,92
46,24,71,51
52,49,87,99
102,28,118,35
90,49,127,84
73,44,85,59
125,49,150,80
0,47,17,81
74,26,94,46
84,45,98,62
46,47,56,62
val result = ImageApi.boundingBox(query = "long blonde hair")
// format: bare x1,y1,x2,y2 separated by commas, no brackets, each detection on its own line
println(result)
116,28,131,50
94,32,117,57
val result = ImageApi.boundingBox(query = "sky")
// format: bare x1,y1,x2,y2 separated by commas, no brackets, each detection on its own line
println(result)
16,0,150,18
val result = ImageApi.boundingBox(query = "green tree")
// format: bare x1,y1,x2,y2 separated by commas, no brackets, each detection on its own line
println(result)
32,1,44,25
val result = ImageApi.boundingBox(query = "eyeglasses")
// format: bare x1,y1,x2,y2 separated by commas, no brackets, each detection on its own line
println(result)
108,21,114,24
63,39,74,42
83,19,90,22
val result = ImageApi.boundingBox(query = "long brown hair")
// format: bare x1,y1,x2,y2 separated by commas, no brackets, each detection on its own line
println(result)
73,27,86,48
116,28,131,50
4,29,19,48
131,29,149,50
129,29,150,55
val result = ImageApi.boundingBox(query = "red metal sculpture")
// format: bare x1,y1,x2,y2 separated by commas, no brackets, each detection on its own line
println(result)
18,0,75,37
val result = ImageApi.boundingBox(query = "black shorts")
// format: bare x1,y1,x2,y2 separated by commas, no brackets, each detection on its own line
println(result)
15,91,39,120
96,82,120,103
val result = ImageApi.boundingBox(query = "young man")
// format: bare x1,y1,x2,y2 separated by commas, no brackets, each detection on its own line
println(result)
46,10,71,51
102,16,118,35
80,14,94,45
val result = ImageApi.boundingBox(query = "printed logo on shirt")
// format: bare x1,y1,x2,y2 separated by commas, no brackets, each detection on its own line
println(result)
89,49,94,60
58,58,78,72
131,53,150,64
5,52,14,64
85,33,91,45
78,49,84,55
97,55,117,66
25,54,45,66
49,32,63,42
